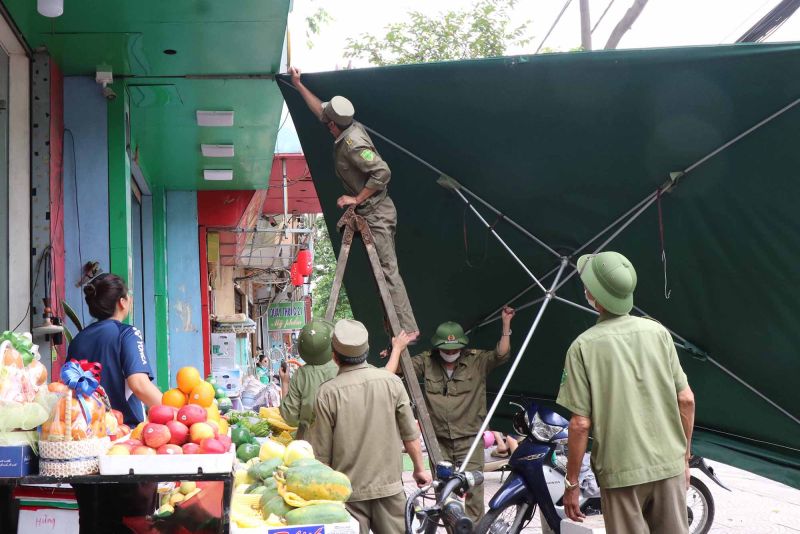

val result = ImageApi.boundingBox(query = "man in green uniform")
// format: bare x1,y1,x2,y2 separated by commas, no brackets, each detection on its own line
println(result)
386,306,516,521
557,251,695,534
278,319,339,439
307,319,432,534
288,67,419,340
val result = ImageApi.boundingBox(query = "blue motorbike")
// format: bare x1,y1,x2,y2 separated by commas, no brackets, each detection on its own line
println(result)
475,401,727,534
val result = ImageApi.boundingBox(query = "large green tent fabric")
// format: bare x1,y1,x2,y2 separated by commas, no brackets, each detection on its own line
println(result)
279,43,800,489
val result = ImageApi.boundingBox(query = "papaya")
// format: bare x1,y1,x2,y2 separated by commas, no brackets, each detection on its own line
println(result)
262,494,294,518
245,482,263,494
259,487,280,511
288,458,328,470
248,457,282,481
284,466,352,502
285,503,349,526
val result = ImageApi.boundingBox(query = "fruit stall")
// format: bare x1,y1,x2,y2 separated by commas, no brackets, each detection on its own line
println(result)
0,336,356,533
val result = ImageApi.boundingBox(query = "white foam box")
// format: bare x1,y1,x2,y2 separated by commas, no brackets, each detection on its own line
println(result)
99,451,234,475
232,518,359,534
561,516,606,533
211,333,237,370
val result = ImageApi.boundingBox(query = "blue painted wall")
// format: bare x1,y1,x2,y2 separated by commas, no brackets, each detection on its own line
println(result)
63,77,109,328
141,195,158,384
166,191,203,386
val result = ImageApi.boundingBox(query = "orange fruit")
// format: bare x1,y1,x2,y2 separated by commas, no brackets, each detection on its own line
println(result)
188,381,215,408
176,367,202,395
162,388,188,409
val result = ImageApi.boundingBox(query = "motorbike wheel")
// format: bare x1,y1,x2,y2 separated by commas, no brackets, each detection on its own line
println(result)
474,503,531,534
687,475,715,534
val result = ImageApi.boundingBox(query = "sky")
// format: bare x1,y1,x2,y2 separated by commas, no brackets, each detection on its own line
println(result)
275,0,800,151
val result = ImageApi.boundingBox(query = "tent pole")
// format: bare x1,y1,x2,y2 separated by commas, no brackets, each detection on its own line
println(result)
458,258,569,472
555,193,660,292
356,122,561,258
572,190,659,257
453,188,549,294
468,263,565,333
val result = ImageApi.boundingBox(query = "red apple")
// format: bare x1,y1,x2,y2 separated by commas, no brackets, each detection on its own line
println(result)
117,438,144,451
217,434,232,451
166,420,189,445
157,444,184,455
148,405,177,425
206,420,220,437
142,423,171,449
111,409,125,426
177,405,207,427
132,446,157,455
182,443,201,455
199,437,226,454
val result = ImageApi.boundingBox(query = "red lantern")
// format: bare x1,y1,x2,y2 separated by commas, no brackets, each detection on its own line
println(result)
297,248,313,276
290,263,303,287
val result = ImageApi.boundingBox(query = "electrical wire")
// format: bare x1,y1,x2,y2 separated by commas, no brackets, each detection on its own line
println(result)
536,0,575,53
65,128,85,325
591,0,617,33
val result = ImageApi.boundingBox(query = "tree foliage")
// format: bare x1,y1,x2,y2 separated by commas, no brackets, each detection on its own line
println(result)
311,217,353,321
344,0,531,66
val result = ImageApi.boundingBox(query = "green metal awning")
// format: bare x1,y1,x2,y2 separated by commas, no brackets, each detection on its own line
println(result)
281,43,800,489
4,0,290,190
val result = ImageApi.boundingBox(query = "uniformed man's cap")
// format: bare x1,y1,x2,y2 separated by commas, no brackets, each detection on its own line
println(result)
297,319,334,366
578,251,637,315
321,96,354,127
331,319,369,358
431,321,469,350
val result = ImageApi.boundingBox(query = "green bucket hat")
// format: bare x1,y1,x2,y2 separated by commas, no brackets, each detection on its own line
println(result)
431,321,469,350
577,251,637,315
298,319,335,365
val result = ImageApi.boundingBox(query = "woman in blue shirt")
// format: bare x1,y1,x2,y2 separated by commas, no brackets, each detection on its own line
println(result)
67,273,162,424
68,273,161,533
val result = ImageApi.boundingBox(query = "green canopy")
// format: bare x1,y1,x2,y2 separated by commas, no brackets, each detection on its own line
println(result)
280,43,800,488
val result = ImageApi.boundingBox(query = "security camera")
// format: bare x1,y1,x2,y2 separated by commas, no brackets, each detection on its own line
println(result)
102,85,117,101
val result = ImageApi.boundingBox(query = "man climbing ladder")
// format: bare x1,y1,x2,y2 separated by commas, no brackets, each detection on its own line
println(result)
289,67,419,341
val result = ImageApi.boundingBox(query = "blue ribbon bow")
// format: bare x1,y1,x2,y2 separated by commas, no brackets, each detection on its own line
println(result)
60,360,100,426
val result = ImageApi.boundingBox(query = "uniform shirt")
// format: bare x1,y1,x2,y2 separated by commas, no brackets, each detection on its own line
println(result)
412,347,510,440
333,122,391,215
307,362,419,501
67,319,154,426
279,360,339,439
556,313,689,489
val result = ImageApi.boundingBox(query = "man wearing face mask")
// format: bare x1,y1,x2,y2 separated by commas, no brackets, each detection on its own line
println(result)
385,306,515,521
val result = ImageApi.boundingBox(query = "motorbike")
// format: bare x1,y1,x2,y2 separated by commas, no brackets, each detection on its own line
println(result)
475,401,729,534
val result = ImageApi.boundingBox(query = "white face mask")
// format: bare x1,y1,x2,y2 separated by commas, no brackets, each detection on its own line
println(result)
440,351,461,363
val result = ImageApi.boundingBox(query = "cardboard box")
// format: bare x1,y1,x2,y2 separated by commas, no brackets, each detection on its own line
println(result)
212,367,242,397
211,333,237,370
0,444,38,477
562,516,606,533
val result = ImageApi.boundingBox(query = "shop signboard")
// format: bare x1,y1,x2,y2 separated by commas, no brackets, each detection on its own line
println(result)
267,301,306,331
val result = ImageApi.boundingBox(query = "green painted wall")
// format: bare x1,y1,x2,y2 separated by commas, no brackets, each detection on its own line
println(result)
107,80,132,306
152,187,170,391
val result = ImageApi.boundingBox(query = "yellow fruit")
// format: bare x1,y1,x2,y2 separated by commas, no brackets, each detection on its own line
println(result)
233,469,252,487
260,407,280,419
217,418,229,436
169,493,185,505
284,440,315,466
179,481,197,495
131,422,146,440
259,439,286,461
176,367,202,395
205,403,220,421
189,381,215,407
